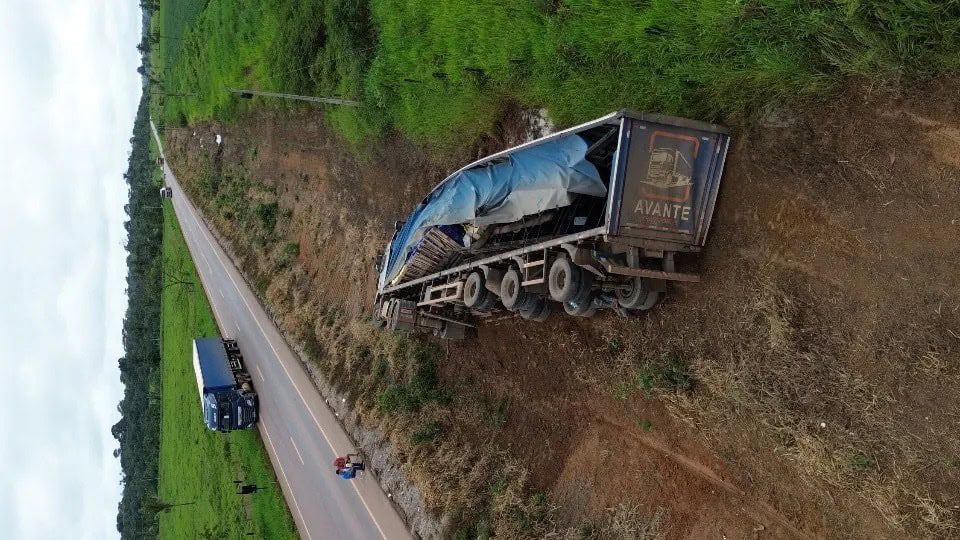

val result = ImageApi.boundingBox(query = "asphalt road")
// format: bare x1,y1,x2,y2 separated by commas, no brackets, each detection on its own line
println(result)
151,122,411,540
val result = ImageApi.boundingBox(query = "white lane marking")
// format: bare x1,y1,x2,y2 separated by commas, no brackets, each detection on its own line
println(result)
197,248,213,273
290,437,305,465
256,364,265,382
218,288,225,299
182,197,390,540
261,421,314,540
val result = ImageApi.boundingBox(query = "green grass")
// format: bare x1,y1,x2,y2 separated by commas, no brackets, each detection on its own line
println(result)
148,136,164,188
151,0,210,124
158,201,297,539
157,0,960,147
364,0,960,143
158,0,371,128
155,0,208,82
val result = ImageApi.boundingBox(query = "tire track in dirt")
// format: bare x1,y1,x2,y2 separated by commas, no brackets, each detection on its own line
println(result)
598,416,813,539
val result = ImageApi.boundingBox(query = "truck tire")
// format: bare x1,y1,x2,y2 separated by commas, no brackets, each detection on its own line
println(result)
519,296,551,322
499,267,527,311
548,257,582,302
616,277,661,311
563,285,596,317
463,272,489,309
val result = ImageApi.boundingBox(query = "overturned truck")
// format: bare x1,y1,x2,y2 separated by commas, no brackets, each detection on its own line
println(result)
375,110,731,339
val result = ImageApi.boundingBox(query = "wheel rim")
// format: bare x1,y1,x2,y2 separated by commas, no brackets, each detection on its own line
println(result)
502,269,523,309
552,268,566,290
617,279,636,301
465,273,485,307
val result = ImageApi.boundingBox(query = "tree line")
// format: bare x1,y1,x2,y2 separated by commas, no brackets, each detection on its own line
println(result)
112,93,165,538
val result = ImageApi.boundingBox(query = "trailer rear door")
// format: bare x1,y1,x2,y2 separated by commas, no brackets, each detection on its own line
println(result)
607,113,730,249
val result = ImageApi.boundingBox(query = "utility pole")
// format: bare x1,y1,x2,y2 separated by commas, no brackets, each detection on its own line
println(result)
227,87,359,106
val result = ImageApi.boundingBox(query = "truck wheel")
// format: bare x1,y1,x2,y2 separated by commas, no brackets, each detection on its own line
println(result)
519,296,551,322
616,277,661,311
463,272,489,309
548,257,582,302
499,267,527,311
563,286,596,317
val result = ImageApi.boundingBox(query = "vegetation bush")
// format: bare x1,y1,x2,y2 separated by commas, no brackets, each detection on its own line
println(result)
275,241,300,268
377,342,446,413
410,420,444,446
254,202,279,231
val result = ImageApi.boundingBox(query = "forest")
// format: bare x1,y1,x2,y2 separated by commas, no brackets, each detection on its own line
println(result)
111,94,164,538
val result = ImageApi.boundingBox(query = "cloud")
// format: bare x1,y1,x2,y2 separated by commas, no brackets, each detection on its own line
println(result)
0,0,141,538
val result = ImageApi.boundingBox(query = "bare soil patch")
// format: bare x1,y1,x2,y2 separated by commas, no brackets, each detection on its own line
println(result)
165,80,960,538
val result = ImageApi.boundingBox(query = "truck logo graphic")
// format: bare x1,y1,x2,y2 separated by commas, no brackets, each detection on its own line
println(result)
638,130,700,203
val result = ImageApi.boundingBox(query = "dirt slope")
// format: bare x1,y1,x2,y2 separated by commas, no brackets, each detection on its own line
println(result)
165,80,960,538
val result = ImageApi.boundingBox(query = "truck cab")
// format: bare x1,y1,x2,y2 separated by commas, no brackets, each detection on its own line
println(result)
201,387,257,432
193,338,258,432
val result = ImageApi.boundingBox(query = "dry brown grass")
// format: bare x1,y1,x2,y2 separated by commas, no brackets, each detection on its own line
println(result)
608,271,960,537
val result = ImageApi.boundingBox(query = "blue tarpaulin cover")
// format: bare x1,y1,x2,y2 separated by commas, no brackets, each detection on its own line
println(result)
381,134,605,287
194,338,235,391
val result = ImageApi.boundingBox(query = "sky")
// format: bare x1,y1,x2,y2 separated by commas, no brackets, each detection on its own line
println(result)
0,1,142,538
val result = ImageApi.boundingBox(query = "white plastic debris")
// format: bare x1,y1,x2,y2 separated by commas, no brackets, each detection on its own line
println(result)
216,134,222,145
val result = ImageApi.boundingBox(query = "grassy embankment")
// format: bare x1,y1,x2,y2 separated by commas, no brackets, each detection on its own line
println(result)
159,0,960,146
158,201,297,539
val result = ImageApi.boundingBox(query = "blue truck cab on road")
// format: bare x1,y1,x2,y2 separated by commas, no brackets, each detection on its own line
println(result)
192,337,258,432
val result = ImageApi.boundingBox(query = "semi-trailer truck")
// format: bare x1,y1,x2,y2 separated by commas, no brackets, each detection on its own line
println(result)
374,110,731,339
192,337,258,432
